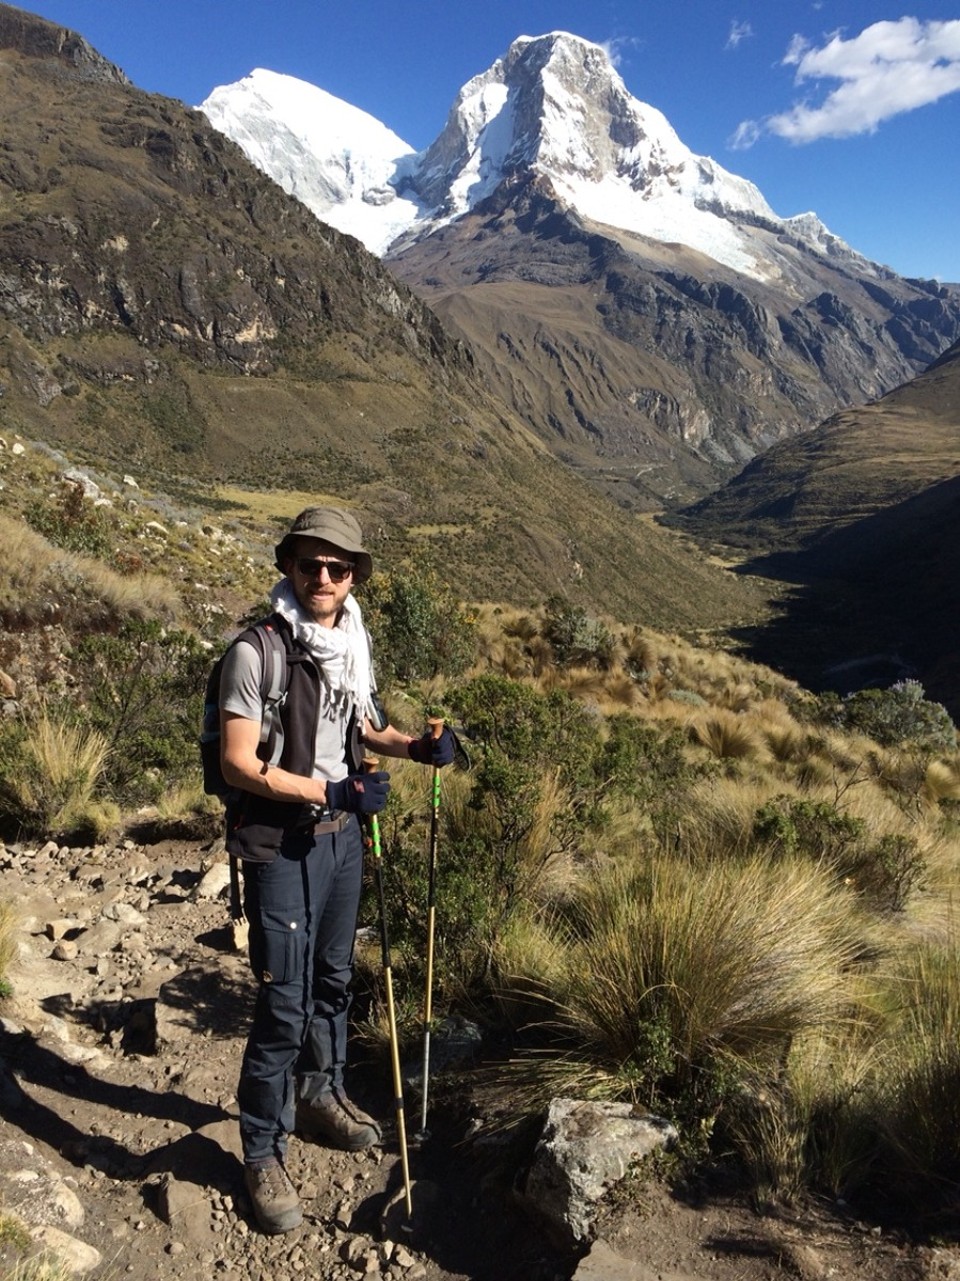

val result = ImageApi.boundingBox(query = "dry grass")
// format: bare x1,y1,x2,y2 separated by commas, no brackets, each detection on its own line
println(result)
690,709,764,761
0,899,18,992
2,712,111,835
0,513,180,629
857,937,960,1206
502,850,865,1104
726,1026,881,1204
924,755,960,803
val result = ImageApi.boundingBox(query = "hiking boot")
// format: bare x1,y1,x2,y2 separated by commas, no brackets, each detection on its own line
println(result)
295,1091,382,1151
244,1158,302,1234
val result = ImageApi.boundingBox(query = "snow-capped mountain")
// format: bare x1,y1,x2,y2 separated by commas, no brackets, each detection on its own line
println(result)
200,68,425,256
200,32,854,282
199,31,960,509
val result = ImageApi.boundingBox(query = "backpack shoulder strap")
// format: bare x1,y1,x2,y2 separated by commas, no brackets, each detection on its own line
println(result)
236,613,291,765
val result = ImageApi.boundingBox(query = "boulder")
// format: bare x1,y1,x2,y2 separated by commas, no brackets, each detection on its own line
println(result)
520,1098,678,1247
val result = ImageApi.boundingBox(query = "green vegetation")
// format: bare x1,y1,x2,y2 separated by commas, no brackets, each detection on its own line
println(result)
3,440,960,1227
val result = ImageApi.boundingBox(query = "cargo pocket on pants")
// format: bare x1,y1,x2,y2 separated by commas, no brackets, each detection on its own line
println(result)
253,907,303,985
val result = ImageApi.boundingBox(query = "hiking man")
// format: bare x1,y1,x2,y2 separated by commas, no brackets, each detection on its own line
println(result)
218,506,455,1234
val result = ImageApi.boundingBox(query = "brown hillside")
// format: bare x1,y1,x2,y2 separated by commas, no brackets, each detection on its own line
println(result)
672,338,960,555
0,4,770,633
390,177,960,510
674,340,960,714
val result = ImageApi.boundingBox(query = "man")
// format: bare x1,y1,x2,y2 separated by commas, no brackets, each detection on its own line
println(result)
219,506,455,1235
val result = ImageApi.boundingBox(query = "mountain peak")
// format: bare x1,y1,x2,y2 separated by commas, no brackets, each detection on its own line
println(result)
200,30,861,279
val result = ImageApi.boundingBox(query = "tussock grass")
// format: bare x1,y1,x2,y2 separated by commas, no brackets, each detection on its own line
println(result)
0,899,18,994
1,712,110,836
690,709,764,761
726,1027,881,1205
504,852,863,1106
925,754,960,803
676,776,788,862
862,938,960,1209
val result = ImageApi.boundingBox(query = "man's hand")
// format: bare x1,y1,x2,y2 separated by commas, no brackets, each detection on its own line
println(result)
407,726,456,768
327,771,391,815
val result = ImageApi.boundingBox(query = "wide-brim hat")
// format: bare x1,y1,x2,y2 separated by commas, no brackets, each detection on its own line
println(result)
274,506,373,583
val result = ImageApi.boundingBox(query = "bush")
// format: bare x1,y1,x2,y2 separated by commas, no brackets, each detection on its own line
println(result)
23,481,114,558
361,676,604,1004
753,796,864,862
71,620,210,804
598,714,701,831
827,681,957,752
362,568,477,687
542,595,615,670
752,794,925,912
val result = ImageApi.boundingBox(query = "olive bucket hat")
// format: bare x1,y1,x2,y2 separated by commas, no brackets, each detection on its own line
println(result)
274,506,373,583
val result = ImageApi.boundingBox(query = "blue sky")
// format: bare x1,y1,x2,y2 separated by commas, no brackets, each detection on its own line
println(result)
22,0,960,282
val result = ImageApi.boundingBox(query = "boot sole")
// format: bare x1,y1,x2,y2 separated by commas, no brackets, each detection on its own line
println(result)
296,1122,380,1151
251,1203,303,1234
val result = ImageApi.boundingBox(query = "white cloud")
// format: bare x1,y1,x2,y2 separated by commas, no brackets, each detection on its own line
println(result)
729,118,761,150
732,17,960,146
601,35,644,69
726,20,753,51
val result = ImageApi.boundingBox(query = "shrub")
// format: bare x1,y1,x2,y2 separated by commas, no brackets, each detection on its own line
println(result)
752,795,925,911
23,481,114,558
542,595,615,670
827,681,957,753
70,620,210,804
362,568,477,687
598,714,701,833
753,796,864,863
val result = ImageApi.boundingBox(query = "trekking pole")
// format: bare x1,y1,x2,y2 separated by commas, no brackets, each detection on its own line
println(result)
416,717,444,1144
363,754,413,1222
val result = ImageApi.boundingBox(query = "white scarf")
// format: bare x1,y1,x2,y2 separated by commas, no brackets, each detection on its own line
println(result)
269,578,374,719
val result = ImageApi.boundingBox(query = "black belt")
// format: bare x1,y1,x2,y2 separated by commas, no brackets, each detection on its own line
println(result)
303,810,350,836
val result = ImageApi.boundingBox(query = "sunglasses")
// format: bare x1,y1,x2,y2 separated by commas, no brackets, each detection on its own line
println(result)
295,557,355,582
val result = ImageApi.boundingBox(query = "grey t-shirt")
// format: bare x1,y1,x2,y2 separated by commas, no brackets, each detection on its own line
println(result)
219,639,349,782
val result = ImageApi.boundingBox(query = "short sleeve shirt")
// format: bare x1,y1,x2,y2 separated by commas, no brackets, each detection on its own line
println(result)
219,639,349,783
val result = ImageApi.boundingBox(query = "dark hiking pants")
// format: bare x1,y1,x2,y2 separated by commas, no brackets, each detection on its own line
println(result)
237,816,364,1163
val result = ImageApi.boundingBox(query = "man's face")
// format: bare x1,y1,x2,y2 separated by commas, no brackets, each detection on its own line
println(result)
285,537,356,627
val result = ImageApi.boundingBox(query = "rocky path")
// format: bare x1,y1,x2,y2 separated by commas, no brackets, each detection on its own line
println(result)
1,833,958,1281
0,834,573,1280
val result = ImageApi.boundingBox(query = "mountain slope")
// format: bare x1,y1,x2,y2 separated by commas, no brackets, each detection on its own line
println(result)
0,3,769,633
673,341,960,714
202,33,960,508
672,339,960,553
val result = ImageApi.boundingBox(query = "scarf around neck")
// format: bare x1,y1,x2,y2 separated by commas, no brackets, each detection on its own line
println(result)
269,577,374,718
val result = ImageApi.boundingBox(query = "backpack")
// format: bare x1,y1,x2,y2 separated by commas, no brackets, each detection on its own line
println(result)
199,616,291,799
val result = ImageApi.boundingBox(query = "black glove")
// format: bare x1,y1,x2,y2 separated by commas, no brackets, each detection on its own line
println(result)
326,771,391,815
407,726,456,768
